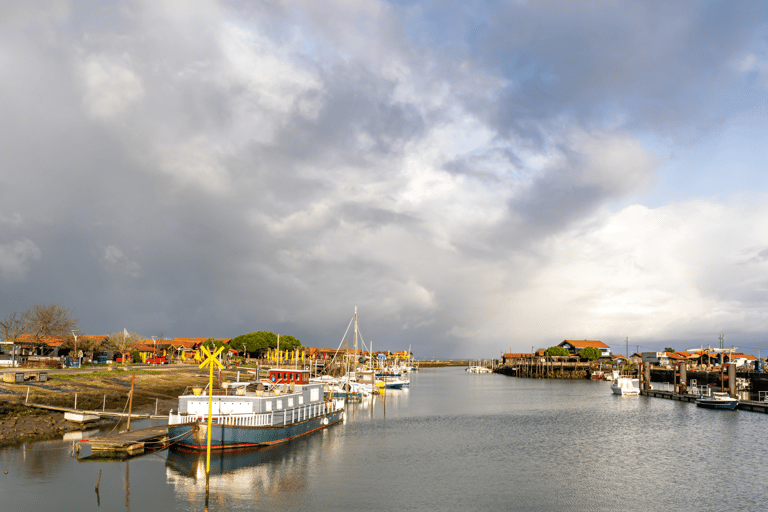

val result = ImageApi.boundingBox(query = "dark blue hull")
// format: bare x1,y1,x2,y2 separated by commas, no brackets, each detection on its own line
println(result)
168,410,345,451
696,400,738,410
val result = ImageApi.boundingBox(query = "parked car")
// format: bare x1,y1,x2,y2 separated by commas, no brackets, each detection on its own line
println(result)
115,355,132,363
146,356,168,365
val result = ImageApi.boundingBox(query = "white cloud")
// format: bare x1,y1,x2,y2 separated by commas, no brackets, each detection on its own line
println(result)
0,213,22,226
102,245,141,278
507,198,768,345
79,53,144,120
0,239,41,281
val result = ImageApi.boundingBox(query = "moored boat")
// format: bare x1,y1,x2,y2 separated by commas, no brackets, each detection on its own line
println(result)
466,365,492,373
610,375,640,395
167,368,346,451
695,391,738,410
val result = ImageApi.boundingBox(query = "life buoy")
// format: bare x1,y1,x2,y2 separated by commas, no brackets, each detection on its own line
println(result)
271,375,276,382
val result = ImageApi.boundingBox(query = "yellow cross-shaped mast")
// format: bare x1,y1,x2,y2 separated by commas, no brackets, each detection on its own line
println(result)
199,344,224,475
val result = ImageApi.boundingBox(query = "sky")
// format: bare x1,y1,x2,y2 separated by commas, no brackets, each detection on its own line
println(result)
1,1,768,359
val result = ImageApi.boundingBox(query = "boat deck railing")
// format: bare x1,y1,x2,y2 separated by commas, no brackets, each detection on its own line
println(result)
169,411,275,427
169,400,343,428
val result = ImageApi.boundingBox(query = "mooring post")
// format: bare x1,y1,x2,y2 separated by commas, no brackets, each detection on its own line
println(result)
75,392,78,410
103,394,106,411
26,386,29,403
127,373,135,431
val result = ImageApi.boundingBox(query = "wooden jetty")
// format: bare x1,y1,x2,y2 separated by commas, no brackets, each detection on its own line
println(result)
20,401,154,421
640,389,768,414
76,424,170,457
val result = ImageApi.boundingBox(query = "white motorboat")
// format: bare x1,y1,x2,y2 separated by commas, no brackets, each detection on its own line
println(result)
610,375,640,395
696,391,738,410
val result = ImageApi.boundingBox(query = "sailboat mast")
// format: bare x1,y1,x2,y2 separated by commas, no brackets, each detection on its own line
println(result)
354,305,358,371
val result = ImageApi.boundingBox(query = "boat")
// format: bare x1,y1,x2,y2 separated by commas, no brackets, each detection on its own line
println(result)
380,375,409,389
695,391,738,410
466,365,492,373
590,370,605,380
167,368,346,451
610,374,640,395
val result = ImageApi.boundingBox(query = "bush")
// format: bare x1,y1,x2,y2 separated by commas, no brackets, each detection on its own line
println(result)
546,346,570,357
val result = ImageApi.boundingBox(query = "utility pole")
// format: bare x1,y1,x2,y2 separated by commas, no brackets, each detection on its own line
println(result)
71,330,79,368
625,337,629,359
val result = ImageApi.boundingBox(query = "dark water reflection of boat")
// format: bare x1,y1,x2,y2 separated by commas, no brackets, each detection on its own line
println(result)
166,443,303,479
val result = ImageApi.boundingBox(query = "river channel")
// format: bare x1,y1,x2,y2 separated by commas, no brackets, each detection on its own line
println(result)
1,367,767,511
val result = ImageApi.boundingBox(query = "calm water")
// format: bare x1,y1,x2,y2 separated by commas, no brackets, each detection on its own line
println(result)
2,367,767,511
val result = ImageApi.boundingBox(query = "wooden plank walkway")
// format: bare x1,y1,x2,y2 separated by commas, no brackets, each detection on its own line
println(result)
18,401,160,420
77,424,170,456
640,389,768,413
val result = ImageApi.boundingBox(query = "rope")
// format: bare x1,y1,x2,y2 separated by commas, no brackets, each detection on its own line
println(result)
105,391,132,435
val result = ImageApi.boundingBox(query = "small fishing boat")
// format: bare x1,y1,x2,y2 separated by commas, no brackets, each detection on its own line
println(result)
590,370,605,380
695,391,738,410
466,364,492,373
167,368,346,451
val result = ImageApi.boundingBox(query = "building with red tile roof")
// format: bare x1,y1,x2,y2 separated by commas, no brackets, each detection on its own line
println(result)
558,340,611,357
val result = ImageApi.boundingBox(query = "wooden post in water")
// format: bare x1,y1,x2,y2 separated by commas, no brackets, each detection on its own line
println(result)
127,373,135,431
680,364,687,394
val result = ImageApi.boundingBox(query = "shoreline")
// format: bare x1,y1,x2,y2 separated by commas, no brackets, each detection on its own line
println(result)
0,367,210,447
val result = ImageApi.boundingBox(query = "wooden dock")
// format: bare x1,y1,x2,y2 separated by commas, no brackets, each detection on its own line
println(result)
21,401,157,420
76,424,170,457
641,389,768,413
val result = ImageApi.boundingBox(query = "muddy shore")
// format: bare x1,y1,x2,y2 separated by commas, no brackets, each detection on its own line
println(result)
0,367,215,448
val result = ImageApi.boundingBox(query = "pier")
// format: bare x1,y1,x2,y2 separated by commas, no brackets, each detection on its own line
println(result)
76,424,170,457
640,389,768,414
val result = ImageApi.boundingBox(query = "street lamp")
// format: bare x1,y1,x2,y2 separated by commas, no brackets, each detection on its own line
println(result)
71,330,79,368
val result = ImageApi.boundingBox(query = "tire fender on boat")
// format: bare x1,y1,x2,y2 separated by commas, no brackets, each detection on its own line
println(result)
322,417,329,425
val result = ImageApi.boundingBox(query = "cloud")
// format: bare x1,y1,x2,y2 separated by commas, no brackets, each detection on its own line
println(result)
102,245,142,278
0,239,42,281
79,53,144,121
0,1,766,358
507,198,768,345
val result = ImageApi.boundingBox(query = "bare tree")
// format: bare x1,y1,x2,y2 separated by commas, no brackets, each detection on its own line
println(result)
106,331,142,362
0,311,30,366
60,334,106,355
27,303,79,349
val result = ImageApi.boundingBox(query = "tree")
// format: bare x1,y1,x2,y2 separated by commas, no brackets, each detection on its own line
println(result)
27,303,79,349
201,338,226,351
546,346,569,357
106,331,142,362
231,332,273,356
579,347,602,361
60,335,106,355
0,311,30,366
229,331,302,357
278,335,301,351
664,347,675,353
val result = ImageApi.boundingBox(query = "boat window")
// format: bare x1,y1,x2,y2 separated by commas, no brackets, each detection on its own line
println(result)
288,398,294,407
265,401,272,411
299,396,304,405
276,399,283,409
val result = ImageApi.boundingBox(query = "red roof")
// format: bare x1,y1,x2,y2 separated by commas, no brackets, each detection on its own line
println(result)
561,340,610,349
